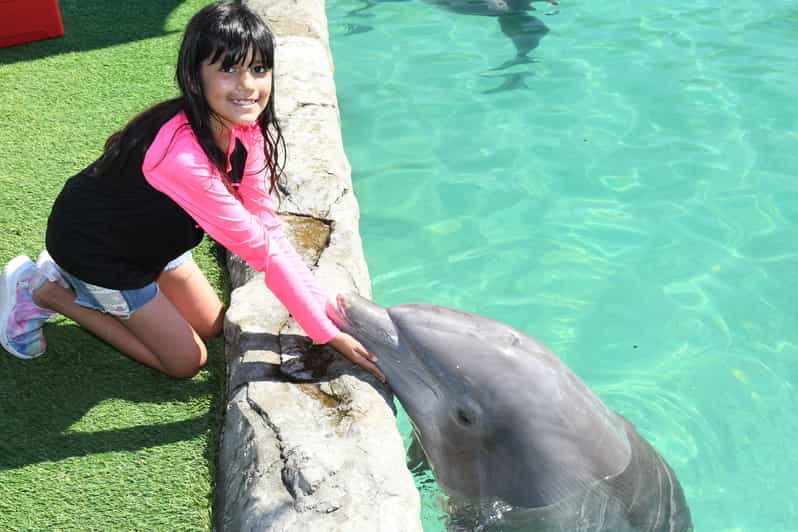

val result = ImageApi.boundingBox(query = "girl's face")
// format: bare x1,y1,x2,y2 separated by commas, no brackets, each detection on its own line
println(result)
200,48,272,133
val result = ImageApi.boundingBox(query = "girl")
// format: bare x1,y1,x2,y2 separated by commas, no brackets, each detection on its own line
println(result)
0,2,384,382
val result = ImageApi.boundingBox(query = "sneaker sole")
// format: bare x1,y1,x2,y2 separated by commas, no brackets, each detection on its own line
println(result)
0,255,42,359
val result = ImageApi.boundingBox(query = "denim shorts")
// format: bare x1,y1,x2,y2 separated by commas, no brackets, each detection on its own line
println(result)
55,251,193,320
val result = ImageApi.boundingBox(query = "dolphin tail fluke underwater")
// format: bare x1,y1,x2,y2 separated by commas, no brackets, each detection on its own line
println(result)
491,54,538,70
480,72,533,94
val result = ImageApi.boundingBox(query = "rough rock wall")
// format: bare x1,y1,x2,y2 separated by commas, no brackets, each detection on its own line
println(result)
215,1,422,531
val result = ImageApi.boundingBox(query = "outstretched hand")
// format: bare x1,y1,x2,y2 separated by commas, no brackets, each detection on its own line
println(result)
327,332,385,382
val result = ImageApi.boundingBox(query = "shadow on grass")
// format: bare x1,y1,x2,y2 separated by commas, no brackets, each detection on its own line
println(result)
0,320,224,472
0,0,185,66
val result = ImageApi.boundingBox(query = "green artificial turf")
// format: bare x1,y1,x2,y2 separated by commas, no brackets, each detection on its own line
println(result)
0,1,226,529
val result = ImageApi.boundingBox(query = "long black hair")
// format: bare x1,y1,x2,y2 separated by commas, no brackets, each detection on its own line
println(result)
96,1,285,194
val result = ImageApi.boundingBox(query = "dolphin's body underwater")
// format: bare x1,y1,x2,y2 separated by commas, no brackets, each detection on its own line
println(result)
328,293,693,532
426,0,557,70
346,0,554,72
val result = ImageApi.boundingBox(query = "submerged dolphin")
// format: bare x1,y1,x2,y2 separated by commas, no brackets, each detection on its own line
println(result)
428,0,557,17
425,0,556,69
346,0,555,72
327,293,693,531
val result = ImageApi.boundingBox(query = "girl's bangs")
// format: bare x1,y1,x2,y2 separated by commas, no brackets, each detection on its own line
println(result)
205,26,274,69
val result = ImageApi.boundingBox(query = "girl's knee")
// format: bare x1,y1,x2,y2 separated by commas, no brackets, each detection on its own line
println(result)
164,344,207,379
195,317,223,340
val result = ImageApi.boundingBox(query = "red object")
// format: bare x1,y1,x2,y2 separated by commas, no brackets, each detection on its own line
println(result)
0,0,64,48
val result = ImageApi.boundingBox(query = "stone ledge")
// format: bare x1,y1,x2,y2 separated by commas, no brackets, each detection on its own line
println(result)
215,1,422,530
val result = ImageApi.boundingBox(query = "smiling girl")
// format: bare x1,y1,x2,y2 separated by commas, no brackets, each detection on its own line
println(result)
0,1,383,381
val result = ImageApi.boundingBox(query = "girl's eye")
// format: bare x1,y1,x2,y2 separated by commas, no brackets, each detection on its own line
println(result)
252,65,268,74
220,66,236,74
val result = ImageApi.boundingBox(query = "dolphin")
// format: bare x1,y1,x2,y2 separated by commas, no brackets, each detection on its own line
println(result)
422,0,557,70
344,0,555,72
327,293,693,531
428,0,557,17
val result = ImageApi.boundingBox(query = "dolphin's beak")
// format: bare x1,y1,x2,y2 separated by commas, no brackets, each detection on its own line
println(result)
328,295,440,422
326,292,398,352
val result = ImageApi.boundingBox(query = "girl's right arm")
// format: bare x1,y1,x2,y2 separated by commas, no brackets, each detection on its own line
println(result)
142,121,339,345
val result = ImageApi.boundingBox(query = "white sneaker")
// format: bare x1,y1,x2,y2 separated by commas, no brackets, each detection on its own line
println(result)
36,250,70,289
0,256,53,359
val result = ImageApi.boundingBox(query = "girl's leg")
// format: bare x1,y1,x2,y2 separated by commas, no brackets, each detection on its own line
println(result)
32,281,175,375
32,259,222,378
119,260,224,378
121,291,208,379
156,260,225,340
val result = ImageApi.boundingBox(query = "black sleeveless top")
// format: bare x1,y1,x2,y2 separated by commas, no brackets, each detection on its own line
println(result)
46,133,247,290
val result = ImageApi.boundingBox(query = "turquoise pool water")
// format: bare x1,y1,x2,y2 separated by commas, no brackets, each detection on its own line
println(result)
327,1,798,530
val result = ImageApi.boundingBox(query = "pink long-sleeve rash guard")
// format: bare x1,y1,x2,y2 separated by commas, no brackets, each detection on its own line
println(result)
142,111,340,344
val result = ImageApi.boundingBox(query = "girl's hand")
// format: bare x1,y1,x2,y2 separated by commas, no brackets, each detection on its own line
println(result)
327,332,386,382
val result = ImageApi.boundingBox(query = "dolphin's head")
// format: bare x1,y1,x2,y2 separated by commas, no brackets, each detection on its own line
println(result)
327,293,441,423
328,293,630,509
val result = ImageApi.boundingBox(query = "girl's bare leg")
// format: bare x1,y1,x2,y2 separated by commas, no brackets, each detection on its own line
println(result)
121,291,208,378
32,281,174,375
156,260,225,340
32,260,223,378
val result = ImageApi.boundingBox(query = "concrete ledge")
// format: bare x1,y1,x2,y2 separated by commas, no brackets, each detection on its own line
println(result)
214,1,422,530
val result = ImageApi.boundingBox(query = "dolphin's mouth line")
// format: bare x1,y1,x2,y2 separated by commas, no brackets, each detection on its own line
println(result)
331,293,401,351
405,365,442,401
332,295,442,403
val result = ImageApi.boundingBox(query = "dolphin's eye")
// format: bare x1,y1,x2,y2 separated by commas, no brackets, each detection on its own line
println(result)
456,409,473,426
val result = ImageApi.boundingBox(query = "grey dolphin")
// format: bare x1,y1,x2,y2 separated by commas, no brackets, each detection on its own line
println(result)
427,0,555,70
327,293,693,531
428,0,555,17
494,13,549,69
344,0,554,72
